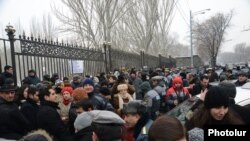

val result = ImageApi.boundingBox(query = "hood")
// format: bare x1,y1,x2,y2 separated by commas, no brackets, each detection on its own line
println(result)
139,81,152,94
172,76,183,88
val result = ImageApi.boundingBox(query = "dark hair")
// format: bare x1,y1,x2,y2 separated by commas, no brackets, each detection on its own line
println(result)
200,75,209,81
100,80,109,87
149,115,186,141
108,75,117,81
43,74,50,81
38,86,52,101
91,122,123,141
16,85,29,101
28,85,38,95
4,65,12,71
74,99,94,111
63,77,69,81
227,69,233,74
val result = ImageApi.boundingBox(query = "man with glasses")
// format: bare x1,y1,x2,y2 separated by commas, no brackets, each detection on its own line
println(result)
0,82,30,140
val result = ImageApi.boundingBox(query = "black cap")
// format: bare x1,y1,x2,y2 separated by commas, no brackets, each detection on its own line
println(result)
204,86,229,109
123,101,147,115
0,84,17,92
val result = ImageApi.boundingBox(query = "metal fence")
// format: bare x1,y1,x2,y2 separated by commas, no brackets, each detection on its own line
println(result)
1,25,175,86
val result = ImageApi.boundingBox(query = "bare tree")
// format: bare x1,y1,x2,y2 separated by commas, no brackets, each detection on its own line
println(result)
234,43,248,63
52,0,134,48
150,0,176,56
30,14,57,39
193,11,233,68
52,0,175,55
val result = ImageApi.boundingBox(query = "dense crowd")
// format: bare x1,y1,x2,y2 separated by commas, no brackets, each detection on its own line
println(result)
0,65,250,141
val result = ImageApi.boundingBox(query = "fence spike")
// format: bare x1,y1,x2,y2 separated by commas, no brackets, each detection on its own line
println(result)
30,33,34,41
38,35,41,42
22,31,26,39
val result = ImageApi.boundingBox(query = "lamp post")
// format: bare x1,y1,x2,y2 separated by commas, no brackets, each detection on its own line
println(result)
5,24,17,86
190,9,210,68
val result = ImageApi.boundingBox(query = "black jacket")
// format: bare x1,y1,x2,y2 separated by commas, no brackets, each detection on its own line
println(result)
20,98,39,130
192,83,211,96
37,100,72,141
231,104,250,124
0,72,14,86
74,126,93,141
0,98,30,140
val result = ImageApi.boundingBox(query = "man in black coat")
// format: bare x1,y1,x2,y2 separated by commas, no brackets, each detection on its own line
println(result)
0,83,30,140
20,85,40,130
0,65,14,86
37,86,72,141
192,75,211,96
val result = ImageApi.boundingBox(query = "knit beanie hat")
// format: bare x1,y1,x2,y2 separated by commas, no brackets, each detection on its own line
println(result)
61,87,73,95
188,128,204,141
139,81,152,94
204,86,229,109
83,79,94,87
72,87,88,101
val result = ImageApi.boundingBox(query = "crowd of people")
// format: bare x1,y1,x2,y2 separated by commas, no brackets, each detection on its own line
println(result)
0,64,249,141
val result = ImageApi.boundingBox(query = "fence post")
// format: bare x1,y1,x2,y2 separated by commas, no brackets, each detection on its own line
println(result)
108,45,112,72
140,50,143,68
5,24,17,86
103,42,108,74
159,54,162,68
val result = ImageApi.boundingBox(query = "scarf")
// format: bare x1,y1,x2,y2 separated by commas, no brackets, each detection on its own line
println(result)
63,99,70,106
118,93,133,109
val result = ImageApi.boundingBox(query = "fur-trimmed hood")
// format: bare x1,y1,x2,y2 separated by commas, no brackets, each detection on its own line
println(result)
19,129,53,141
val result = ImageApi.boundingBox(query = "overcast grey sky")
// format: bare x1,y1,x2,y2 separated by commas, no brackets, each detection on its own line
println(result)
0,0,249,53
170,0,250,53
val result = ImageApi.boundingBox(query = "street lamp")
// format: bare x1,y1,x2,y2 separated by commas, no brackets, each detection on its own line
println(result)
5,24,17,86
190,9,210,68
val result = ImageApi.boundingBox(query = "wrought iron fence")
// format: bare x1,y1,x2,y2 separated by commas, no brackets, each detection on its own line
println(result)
1,25,175,86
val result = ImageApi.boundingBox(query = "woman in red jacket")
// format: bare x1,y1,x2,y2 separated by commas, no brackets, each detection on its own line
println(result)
166,76,190,111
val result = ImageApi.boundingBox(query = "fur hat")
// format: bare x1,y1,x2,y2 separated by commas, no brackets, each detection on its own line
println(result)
188,128,204,141
117,84,128,91
83,79,94,87
61,87,73,95
204,86,229,109
123,101,147,115
238,71,248,77
74,110,125,131
20,129,53,141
